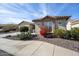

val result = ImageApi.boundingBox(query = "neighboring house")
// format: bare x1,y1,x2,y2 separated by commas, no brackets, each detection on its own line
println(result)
32,15,70,35
66,20,79,30
0,24,18,32
18,21,35,32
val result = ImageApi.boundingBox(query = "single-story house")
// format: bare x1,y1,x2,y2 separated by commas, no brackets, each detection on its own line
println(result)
18,21,35,32
32,15,70,35
66,20,79,30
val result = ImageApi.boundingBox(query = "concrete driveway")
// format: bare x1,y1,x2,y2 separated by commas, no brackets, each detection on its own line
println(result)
0,32,79,56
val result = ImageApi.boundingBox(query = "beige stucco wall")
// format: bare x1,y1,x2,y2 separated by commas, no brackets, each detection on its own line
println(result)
71,24,79,28
52,21,55,33
35,24,40,35
66,21,71,30
66,21,79,30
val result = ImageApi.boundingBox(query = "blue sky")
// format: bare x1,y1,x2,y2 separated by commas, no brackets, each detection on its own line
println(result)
0,3,79,24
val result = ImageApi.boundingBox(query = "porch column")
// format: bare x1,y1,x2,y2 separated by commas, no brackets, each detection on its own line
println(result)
54,20,58,29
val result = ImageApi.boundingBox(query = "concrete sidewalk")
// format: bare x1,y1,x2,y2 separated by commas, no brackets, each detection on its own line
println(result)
0,33,79,56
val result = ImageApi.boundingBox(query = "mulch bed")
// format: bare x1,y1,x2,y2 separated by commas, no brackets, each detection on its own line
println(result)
39,38,79,53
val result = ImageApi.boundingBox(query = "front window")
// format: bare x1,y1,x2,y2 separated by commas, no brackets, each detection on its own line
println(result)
58,20,66,27
58,20,67,30
44,22,52,32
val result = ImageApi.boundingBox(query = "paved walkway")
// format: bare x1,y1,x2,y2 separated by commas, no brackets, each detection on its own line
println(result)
0,32,79,56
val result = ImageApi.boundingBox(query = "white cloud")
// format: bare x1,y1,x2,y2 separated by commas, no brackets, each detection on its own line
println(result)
0,16,33,24
39,3,48,16
0,17,21,24
0,9,16,14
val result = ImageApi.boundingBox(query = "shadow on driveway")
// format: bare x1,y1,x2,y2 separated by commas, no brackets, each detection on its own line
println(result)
0,49,14,56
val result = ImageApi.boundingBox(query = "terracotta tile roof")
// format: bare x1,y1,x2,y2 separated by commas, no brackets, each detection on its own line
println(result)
32,15,71,22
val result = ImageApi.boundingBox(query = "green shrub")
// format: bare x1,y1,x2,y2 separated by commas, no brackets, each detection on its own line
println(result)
64,30,71,39
53,29,65,38
17,32,32,40
71,28,79,40
20,26,29,32
63,28,79,40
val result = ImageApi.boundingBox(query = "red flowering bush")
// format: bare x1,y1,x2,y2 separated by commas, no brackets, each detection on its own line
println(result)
40,26,47,37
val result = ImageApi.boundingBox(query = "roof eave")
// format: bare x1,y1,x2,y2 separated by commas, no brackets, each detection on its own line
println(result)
32,16,71,22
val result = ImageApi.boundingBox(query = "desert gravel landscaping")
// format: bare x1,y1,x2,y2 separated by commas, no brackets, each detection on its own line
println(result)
39,38,79,53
